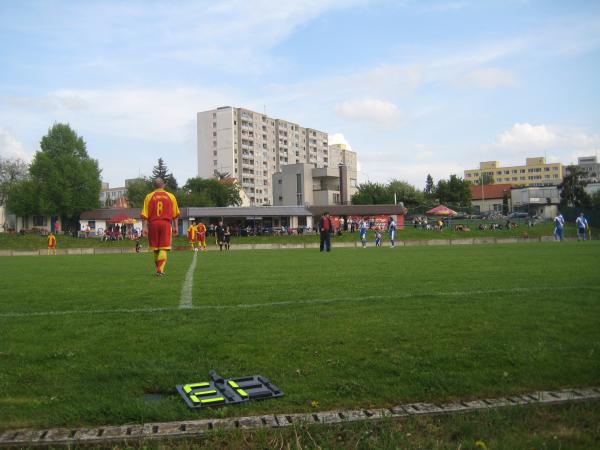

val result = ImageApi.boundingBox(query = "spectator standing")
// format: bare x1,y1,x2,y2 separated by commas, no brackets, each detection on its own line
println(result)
224,226,231,250
576,212,590,241
318,212,334,252
554,213,565,241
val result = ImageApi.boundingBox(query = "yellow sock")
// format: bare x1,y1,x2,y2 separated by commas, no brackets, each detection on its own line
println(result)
157,249,168,273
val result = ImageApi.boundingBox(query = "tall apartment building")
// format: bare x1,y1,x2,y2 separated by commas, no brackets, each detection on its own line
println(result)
464,157,563,187
576,156,600,183
197,106,329,205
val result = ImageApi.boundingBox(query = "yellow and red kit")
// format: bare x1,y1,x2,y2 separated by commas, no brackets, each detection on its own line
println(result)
187,224,197,243
141,188,180,250
196,223,207,247
47,234,56,249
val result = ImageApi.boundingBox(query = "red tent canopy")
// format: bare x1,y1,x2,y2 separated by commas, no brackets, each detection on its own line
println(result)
426,205,457,216
108,214,137,224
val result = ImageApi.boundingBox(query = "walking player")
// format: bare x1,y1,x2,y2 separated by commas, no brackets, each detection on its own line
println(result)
187,218,198,251
47,232,56,255
196,221,207,251
576,212,590,241
141,178,180,276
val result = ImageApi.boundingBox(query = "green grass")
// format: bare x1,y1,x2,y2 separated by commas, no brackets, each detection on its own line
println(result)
0,221,592,250
0,242,599,433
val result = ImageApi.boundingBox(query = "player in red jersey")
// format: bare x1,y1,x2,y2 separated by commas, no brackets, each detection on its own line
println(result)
141,178,180,276
196,222,207,251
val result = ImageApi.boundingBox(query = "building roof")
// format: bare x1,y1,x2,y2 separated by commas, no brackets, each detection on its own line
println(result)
80,208,142,220
185,206,312,217
308,204,406,216
80,204,407,220
470,183,513,200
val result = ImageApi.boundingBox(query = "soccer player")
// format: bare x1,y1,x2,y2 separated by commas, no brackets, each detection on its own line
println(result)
359,219,368,248
187,219,198,251
141,178,180,276
47,232,56,255
196,221,207,251
576,212,589,241
388,217,397,248
554,213,565,241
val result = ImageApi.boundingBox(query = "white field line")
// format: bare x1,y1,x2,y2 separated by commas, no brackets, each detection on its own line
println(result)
179,251,198,309
0,285,597,319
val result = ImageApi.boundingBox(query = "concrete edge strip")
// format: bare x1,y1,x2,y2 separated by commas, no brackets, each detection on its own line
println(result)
1,387,598,447
2,285,599,318
0,235,586,256
179,251,197,309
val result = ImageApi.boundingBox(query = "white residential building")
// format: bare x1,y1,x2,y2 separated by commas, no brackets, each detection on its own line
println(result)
197,106,329,205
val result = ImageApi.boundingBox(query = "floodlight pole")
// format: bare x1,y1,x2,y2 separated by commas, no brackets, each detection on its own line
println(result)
480,169,485,214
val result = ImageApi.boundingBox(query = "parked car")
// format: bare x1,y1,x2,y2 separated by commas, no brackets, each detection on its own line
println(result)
507,212,529,219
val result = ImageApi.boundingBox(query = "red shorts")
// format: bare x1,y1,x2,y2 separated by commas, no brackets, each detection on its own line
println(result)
148,220,173,250
188,233,196,243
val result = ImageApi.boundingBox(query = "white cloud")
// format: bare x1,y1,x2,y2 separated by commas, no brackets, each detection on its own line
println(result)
463,68,519,89
0,129,31,161
496,123,557,149
335,99,403,126
492,123,600,153
328,133,353,150
8,87,237,142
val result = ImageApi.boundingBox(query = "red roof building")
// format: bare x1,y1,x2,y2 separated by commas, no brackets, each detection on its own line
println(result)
469,183,512,213
470,183,512,200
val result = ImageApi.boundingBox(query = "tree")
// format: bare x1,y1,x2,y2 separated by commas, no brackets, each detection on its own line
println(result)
424,174,434,199
7,123,101,228
559,165,591,207
388,179,425,206
435,174,472,207
351,182,393,205
125,178,153,208
0,157,29,206
151,158,178,191
178,177,241,207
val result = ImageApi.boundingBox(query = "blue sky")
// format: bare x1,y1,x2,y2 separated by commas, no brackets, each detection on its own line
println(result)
1,0,599,188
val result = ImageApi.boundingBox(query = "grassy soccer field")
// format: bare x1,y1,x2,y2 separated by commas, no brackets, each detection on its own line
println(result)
0,242,599,433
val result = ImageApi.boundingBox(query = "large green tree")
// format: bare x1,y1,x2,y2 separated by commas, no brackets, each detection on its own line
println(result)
0,156,29,206
559,165,591,208
388,179,425,206
178,177,241,207
7,124,101,227
152,158,178,191
435,174,472,207
351,182,393,204
125,178,153,208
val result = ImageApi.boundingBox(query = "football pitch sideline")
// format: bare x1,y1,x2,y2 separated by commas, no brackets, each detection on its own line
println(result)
0,242,599,431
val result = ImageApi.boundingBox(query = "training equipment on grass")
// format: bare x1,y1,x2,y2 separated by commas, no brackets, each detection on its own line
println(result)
176,370,284,409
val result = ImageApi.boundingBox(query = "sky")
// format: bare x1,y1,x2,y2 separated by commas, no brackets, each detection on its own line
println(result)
1,0,599,189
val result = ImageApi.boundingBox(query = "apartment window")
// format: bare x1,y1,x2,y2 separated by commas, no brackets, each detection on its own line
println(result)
213,141,217,147
213,150,217,156
212,132,217,137
212,113,216,118
212,122,217,128
213,160,217,165
278,179,282,184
